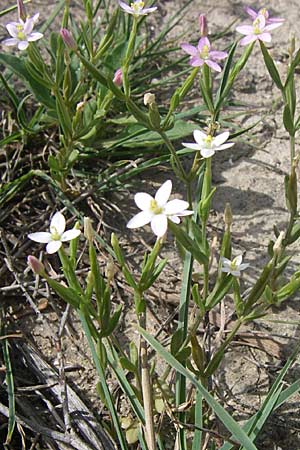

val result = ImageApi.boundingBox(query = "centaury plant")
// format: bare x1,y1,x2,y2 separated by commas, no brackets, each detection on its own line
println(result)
2,1,300,449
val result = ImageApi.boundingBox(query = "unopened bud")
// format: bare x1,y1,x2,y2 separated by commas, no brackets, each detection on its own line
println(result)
144,92,156,106
199,14,208,37
288,33,296,58
76,101,85,112
17,0,27,21
84,217,94,242
27,255,45,276
105,256,116,283
113,68,123,86
273,231,285,255
224,203,233,228
60,28,77,50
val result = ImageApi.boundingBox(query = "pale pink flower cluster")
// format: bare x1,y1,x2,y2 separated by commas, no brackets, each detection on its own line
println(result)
236,6,284,46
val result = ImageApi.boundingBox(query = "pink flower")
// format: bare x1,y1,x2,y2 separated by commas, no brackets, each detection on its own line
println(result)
245,6,284,25
60,28,77,50
181,37,227,72
236,14,282,46
113,68,123,86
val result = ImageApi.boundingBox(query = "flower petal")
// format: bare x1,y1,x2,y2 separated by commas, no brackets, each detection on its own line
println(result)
2,38,19,46
190,56,204,67
213,131,229,147
28,32,43,41
169,216,180,224
164,199,190,215
50,212,65,235
134,192,153,211
176,210,193,217
127,211,153,229
142,7,157,14
6,23,18,37
258,32,272,43
155,180,172,206
118,0,133,13
235,255,243,265
23,18,34,34
209,50,228,60
240,34,257,46
205,59,222,72
198,36,210,51
201,148,215,158
221,257,231,267
239,263,250,271
245,6,258,19
182,142,201,151
18,40,29,50
216,142,235,151
236,25,254,35
264,22,283,31
193,129,207,144
28,232,52,243
61,229,81,242
46,240,62,254
151,214,168,237
181,43,198,56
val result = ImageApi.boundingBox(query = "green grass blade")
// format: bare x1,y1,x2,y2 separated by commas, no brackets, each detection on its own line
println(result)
192,390,203,450
2,339,15,444
79,311,129,450
138,327,259,450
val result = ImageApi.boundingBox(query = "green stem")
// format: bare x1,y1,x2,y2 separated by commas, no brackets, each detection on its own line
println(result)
290,134,295,163
159,131,186,181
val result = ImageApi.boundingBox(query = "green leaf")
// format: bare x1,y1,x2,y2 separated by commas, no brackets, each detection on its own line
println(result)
283,103,295,135
138,327,259,450
168,221,208,266
205,276,233,309
259,41,283,91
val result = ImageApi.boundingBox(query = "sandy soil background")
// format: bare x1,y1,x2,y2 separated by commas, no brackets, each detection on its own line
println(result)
1,0,300,449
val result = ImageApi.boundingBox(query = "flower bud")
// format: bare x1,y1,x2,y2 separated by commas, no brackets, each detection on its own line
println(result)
17,0,27,21
84,217,94,242
105,256,116,283
199,14,208,37
144,92,156,106
113,68,123,87
76,101,85,112
273,231,285,256
60,28,77,51
224,203,233,229
27,255,45,276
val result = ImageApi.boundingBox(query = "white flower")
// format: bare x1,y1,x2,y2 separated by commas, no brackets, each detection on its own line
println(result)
221,255,249,277
127,180,193,237
3,13,43,51
28,212,81,254
118,1,157,16
182,130,234,158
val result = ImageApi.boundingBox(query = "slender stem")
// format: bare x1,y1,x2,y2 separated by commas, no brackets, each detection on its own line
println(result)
159,131,186,181
139,312,156,450
290,134,295,163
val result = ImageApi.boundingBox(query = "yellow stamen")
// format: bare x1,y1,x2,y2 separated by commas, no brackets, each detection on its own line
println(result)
150,199,163,215
131,1,144,11
200,44,209,59
50,227,61,240
204,135,213,146
253,18,261,34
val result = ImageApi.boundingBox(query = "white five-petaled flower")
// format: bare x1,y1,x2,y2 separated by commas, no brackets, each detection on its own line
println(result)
182,130,234,158
118,0,157,16
3,13,43,51
127,180,193,237
28,212,81,254
221,255,249,277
